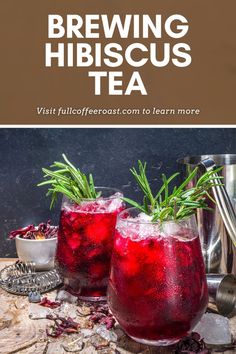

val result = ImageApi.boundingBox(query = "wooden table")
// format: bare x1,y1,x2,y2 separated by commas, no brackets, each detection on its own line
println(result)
0,259,236,354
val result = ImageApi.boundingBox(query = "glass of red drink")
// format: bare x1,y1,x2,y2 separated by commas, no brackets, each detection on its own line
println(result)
56,187,125,301
108,208,208,346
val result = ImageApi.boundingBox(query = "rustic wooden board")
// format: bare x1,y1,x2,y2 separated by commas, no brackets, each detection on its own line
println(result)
0,259,235,354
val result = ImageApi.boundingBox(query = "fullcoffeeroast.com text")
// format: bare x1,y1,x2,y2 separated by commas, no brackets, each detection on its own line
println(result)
37,107,200,116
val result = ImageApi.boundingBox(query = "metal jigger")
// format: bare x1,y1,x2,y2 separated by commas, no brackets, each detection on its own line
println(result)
207,274,236,317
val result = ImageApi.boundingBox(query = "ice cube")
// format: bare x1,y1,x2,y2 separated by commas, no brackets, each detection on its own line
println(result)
96,325,118,342
106,193,123,212
67,233,81,250
86,221,110,242
90,334,109,349
28,303,52,319
78,193,123,213
117,212,161,241
80,328,95,338
161,221,196,242
138,212,152,222
161,221,182,236
56,289,78,304
54,302,78,319
138,223,157,240
61,334,84,352
194,313,232,345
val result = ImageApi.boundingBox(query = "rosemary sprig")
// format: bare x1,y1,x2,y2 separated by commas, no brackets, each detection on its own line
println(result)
123,160,223,223
37,154,100,208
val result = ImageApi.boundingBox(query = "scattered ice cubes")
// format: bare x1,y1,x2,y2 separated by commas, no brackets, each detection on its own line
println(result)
61,334,84,352
194,313,232,345
56,289,78,304
28,303,52,319
80,328,95,338
53,302,78,319
96,325,118,342
90,334,109,349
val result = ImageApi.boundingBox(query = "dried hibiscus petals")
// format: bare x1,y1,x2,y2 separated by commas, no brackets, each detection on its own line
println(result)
39,297,61,309
9,224,35,239
46,314,80,338
89,304,115,330
9,220,58,240
175,332,210,353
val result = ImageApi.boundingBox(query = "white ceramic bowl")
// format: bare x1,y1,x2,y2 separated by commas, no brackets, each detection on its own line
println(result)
15,236,57,271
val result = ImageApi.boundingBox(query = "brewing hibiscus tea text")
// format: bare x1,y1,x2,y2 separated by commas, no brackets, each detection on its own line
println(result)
46,14,191,95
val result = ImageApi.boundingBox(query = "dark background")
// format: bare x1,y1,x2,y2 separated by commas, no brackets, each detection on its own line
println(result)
0,128,235,257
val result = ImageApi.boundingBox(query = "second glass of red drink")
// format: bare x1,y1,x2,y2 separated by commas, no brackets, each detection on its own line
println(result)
107,208,208,345
106,160,220,346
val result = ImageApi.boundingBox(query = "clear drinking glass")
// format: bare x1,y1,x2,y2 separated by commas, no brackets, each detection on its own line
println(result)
107,208,209,346
56,187,125,301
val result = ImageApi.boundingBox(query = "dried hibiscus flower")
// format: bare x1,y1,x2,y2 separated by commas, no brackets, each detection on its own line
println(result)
89,304,115,330
9,220,58,240
46,314,80,338
175,332,210,353
39,297,61,309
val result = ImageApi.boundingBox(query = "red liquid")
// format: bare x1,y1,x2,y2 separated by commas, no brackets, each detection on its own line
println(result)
56,198,124,299
108,227,208,344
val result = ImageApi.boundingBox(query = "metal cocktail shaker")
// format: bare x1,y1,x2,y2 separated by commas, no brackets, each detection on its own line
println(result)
178,154,236,275
206,273,236,316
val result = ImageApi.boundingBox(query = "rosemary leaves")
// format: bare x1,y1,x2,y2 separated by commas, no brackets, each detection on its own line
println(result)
38,154,100,208
123,160,223,222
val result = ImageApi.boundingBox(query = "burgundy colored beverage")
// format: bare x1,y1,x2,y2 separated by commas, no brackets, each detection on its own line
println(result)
56,188,124,300
108,208,208,346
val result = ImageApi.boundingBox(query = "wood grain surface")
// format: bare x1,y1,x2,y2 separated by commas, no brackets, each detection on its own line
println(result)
0,259,235,354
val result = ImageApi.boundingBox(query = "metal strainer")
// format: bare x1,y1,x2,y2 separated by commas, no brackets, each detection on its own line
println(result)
0,261,62,295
